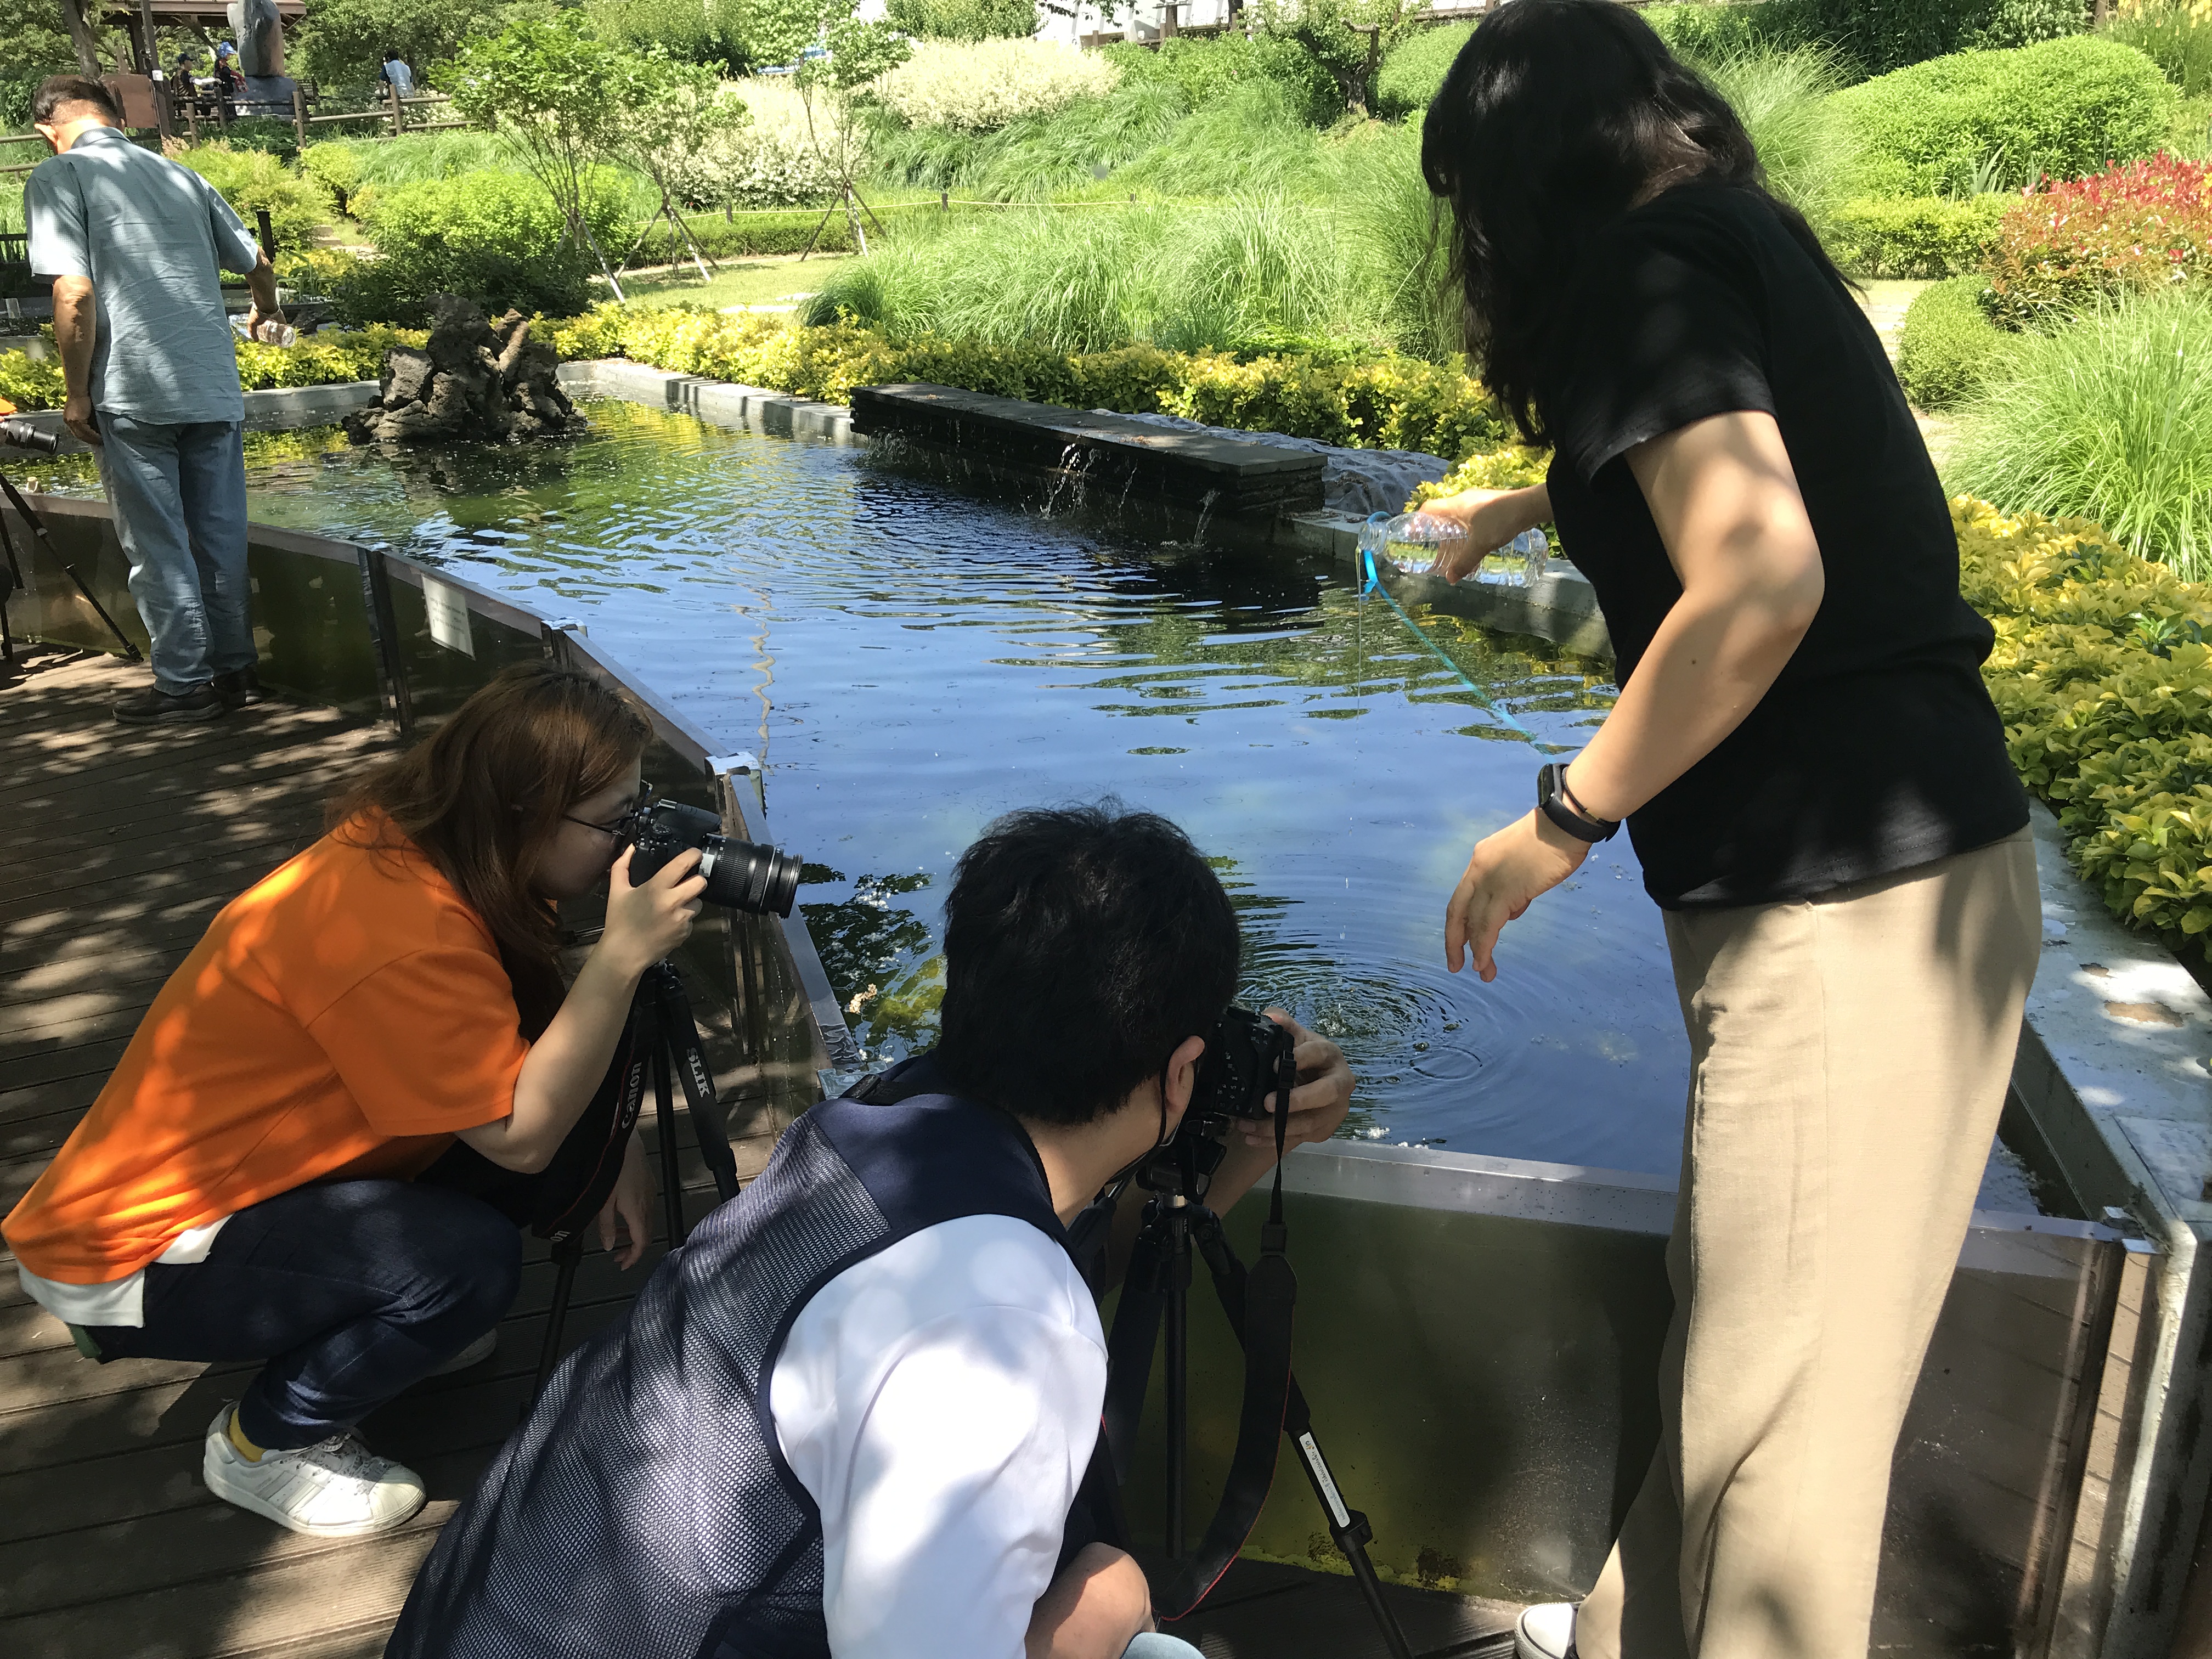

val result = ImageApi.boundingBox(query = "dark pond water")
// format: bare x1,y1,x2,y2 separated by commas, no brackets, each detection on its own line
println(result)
223,402,1692,1170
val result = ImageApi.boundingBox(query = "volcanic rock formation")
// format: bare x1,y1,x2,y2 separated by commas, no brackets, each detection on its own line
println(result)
343,295,586,445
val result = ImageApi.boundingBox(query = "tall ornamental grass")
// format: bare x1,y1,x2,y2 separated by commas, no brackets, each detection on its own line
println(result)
2109,0,2212,95
870,78,1189,197
1697,47,1862,238
874,38,1119,133
1947,288,2212,579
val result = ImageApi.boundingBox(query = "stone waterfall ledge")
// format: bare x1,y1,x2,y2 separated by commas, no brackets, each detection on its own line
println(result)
850,382,1325,518
557,358,855,444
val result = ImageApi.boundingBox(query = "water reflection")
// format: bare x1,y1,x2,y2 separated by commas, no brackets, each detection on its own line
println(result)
235,400,1692,1176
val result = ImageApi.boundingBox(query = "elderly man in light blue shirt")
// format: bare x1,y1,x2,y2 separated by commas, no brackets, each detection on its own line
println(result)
27,74,286,724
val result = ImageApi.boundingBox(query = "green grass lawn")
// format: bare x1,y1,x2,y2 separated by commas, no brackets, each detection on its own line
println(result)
602,255,856,313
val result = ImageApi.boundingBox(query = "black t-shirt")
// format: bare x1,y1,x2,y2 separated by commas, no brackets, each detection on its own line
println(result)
1538,181,2027,909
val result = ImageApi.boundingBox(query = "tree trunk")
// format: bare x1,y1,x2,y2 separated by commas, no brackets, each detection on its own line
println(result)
58,0,104,78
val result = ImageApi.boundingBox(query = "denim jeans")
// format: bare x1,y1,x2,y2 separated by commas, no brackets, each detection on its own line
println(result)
94,413,255,695
81,1180,520,1451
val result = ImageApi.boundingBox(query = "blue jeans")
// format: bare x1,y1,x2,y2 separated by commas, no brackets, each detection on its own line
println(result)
1125,1637,1203,1657
80,1180,520,1451
94,413,255,695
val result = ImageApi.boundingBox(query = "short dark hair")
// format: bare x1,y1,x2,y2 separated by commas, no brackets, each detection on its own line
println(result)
385,48,400,59
31,76,120,128
936,802,1239,1126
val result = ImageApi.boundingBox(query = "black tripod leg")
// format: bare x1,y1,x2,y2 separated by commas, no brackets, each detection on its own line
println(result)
1189,1214,1415,1659
0,471,142,661
1102,1204,1173,1485
526,1231,587,1417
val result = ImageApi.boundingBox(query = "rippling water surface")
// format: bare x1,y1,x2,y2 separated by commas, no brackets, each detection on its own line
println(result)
236,400,1694,1175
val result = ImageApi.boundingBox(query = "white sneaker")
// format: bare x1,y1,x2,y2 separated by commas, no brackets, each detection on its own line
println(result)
201,1407,427,1537
428,1327,499,1376
1515,1602,1578,1659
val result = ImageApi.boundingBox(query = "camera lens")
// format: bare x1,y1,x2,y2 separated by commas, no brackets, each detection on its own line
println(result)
0,417,63,456
697,836,802,918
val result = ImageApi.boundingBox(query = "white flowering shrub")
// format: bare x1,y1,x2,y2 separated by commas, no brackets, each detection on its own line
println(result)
694,77,847,206
872,38,1119,134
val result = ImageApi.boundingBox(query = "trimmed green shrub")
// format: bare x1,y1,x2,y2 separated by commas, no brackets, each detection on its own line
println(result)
1962,498,2212,958
1825,193,2010,276
548,304,1510,457
0,328,425,410
1948,287,2212,579
178,145,328,255
1374,22,1474,114
337,170,628,325
627,205,865,261
1897,274,2018,407
1830,36,2176,195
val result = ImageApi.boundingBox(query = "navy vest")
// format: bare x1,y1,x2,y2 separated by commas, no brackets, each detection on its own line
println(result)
387,1075,1072,1659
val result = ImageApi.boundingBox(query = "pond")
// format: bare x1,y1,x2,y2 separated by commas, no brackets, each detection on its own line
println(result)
16,394,2027,1202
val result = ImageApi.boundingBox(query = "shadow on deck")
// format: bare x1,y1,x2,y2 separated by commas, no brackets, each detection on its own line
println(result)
0,650,1517,1659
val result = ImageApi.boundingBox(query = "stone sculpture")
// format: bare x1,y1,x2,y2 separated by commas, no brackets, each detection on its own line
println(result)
343,295,588,445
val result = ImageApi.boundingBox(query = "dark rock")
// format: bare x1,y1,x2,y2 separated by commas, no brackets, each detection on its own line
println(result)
345,294,586,447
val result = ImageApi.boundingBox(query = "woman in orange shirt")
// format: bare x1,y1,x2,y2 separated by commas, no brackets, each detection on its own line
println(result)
3,663,708,1538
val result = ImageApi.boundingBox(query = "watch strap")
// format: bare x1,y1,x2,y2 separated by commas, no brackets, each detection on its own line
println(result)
1538,762,1619,843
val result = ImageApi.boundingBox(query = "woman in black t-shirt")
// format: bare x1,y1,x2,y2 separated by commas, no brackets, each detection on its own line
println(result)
1414,7,2038,1659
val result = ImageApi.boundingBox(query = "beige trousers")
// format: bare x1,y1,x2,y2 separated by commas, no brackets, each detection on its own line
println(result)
1575,828,2040,1659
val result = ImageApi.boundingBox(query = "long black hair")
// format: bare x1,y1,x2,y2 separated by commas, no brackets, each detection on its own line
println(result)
1420,0,1839,445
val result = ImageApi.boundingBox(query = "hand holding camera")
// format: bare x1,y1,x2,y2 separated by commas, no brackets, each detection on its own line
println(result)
600,846,708,980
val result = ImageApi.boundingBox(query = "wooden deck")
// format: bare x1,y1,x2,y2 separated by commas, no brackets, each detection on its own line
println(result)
0,649,1516,1659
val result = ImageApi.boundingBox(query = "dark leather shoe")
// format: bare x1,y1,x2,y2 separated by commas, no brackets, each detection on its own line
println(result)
113,682,224,725
212,667,269,709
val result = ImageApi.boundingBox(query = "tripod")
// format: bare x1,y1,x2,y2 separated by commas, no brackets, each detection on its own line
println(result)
0,465,143,668
528,960,744,1406
1103,1130,1415,1659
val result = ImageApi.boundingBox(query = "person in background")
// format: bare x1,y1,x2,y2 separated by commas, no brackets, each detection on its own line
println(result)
380,49,414,100
1415,5,2039,1659
212,40,239,111
26,74,284,725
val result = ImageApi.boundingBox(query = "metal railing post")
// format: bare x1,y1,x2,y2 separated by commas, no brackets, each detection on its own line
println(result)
357,546,413,739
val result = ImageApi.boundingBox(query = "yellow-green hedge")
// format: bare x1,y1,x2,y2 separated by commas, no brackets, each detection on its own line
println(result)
1961,497,2212,952
0,327,425,412
546,306,1513,460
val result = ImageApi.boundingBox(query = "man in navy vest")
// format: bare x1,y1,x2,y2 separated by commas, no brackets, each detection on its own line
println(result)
389,803,1352,1659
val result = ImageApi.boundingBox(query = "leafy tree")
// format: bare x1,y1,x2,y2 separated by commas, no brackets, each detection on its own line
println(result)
608,53,750,278
883,0,1037,43
1248,0,1429,120
747,0,911,250
446,13,655,291
295,0,506,92
584,0,755,74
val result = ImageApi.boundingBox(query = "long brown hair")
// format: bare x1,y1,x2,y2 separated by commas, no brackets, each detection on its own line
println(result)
331,663,653,1036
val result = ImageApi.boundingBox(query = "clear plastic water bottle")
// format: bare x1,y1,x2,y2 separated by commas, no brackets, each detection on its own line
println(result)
232,316,297,348
1363,514,1550,586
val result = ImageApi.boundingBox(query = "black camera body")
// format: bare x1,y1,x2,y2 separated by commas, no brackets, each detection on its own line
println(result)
1142,1004,1298,1199
622,798,802,918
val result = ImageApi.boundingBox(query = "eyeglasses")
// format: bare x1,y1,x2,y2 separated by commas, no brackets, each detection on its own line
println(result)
563,781,652,842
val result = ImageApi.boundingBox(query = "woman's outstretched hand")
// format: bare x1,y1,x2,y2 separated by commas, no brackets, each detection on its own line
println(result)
1446,810,1591,981
1418,483,1550,585
599,845,708,980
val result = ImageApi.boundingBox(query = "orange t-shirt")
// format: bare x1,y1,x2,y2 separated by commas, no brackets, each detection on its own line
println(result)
3,818,531,1285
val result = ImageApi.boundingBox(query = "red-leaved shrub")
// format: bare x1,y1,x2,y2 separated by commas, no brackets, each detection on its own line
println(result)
1983,153,2212,329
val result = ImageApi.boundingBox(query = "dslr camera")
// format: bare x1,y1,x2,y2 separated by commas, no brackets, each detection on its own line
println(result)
617,793,802,918
1143,1003,1300,1198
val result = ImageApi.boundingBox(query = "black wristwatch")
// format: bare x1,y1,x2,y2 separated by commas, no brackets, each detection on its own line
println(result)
1537,761,1620,843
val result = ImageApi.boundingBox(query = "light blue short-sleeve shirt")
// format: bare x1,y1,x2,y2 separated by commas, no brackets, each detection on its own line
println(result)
26,126,263,425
